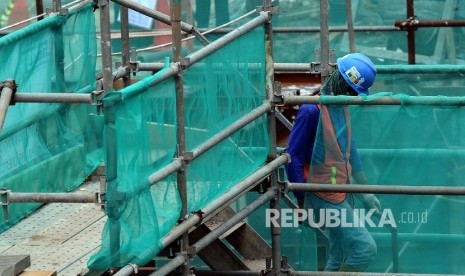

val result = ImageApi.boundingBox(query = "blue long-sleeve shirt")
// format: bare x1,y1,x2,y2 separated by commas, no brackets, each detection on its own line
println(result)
285,104,363,198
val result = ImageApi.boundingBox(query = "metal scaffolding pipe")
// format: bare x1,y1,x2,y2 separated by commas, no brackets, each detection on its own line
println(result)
111,0,179,29
110,0,208,44
0,82,14,133
13,93,93,104
187,12,269,66
345,0,356,52
152,190,276,276
319,0,330,82
137,63,465,74
273,63,465,73
292,272,461,276
376,64,465,74
196,26,400,34
263,0,281,272
148,159,183,185
161,154,289,247
192,102,271,159
395,19,465,28
195,271,261,276
282,95,465,106
287,183,465,195
358,148,465,158
146,92,271,188
7,192,97,203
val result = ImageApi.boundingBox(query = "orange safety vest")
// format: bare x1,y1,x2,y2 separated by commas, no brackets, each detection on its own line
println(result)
307,105,352,203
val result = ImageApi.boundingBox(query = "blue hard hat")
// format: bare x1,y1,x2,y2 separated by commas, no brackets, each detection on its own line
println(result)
337,53,376,95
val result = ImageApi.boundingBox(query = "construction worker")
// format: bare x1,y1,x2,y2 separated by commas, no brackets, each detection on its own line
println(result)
285,53,380,272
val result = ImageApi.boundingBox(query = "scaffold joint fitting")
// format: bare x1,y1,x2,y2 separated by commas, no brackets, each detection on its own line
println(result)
0,189,10,224
0,79,17,105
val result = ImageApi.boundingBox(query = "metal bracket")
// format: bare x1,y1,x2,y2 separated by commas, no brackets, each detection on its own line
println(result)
130,47,138,76
0,189,10,224
0,79,18,105
193,210,205,225
328,49,337,74
310,48,321,74
186,246,196,258
310,48,337,76
179,58,191,71
91,90,104,106
256,5,279,15
277,167,286,191
182,151,194,162
272,81,284,106
45,7,68,15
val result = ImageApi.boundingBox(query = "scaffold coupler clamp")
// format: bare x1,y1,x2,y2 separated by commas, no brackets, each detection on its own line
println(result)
128,263,138,274
273,81,284,107
280,256,292,275
256,4,279,15
277,167,286,192
396,16,419,31
0,189,10,224
91,89,104,108
310,49,337,77
192,210,205,226
0,79,18,105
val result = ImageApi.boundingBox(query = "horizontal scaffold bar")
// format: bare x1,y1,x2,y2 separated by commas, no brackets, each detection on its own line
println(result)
147,102,272,186
196,25,400,35
292,272,462,276
14,93,93,104
186,12,269,66
136,62,465,74
6,192,97,203
286,183,465,195
195,271,463,276
109,0,209,44
282,95,465,106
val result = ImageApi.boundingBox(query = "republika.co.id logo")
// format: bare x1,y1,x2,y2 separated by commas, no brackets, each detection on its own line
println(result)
265,208,428,228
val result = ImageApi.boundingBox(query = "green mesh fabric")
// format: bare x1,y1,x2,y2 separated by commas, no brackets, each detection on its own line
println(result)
88,26,269,269
191,0,465,64
0,4,101,232
302,91,465,274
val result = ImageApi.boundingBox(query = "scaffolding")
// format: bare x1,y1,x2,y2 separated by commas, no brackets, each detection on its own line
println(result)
1,0,465,275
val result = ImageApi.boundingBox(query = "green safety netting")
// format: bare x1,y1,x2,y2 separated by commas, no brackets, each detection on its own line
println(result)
88,25,270,269
187,0,465,64
0,4,102,232
294,90,465,274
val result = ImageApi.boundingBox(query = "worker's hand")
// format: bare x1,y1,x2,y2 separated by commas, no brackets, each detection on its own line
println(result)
356,193,381,215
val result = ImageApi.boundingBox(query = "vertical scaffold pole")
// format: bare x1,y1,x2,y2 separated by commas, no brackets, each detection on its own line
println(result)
407,0,416,64
319,0,330,83
98,0,119,267
264,0,281,275
171,0,189,275
0,80,14,134
52,0,65,93
345,0,356,53
119,4,131,87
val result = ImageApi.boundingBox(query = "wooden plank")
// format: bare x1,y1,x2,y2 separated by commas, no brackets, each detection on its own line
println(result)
0,255,30,276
